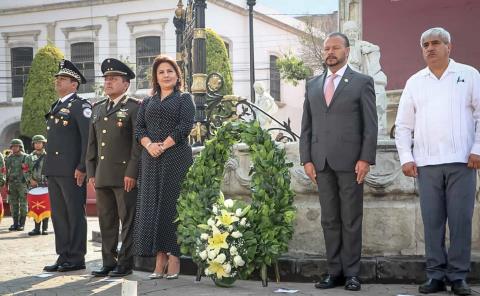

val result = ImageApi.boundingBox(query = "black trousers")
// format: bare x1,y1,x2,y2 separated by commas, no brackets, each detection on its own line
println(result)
96,187,137,269
316,161,364,277
48,176,87,265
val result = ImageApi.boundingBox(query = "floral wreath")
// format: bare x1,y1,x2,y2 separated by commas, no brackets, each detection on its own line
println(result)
177,121,296,284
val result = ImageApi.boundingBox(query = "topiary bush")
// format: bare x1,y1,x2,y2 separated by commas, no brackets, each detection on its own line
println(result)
206,28,233,95
20,44,64,137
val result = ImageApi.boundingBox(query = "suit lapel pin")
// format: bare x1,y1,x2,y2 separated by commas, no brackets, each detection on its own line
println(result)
344,78,349,83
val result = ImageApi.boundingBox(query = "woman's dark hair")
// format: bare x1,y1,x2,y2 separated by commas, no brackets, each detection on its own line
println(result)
150,55,184,95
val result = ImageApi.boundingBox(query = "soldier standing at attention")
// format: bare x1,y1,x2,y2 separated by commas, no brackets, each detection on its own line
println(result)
25,135,49,236
43,60,91,273
87,58,141,277
5,139,28,231
0,152,6,223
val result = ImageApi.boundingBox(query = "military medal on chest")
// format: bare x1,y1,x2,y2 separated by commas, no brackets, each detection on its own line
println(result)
116,108,128,127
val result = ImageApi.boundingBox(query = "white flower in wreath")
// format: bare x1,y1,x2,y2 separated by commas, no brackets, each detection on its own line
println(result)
233,255,245,267
224,199,234,208
235,208,242,217
208,250,217,260
240,217,247,226
228,225,233,232
199,250,208,260
205,268,212,276
207,218,215,226
230,245,238,256
200,233,209,240
212,205,218,214
223,263,232,274
214,253,226,264
231,231,242,238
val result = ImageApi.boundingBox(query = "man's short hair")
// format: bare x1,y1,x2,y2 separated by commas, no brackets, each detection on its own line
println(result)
326,32,350,48
68,77,80,90
420,27,451,46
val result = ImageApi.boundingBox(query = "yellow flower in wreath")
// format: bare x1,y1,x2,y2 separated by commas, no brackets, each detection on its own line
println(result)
208,226,229,252
218,210,239,226
208,261,228,279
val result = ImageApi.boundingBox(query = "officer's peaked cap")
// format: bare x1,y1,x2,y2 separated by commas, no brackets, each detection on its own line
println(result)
101,58,135,80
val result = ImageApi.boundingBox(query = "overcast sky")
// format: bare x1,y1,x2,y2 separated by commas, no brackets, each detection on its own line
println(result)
256,0,338,15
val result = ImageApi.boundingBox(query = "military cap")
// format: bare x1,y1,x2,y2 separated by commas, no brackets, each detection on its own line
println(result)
101,58,136,80
10,138,24,147
55,59,86,84
32,135,47,143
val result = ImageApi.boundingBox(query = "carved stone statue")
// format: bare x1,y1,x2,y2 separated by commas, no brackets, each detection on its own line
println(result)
343,20,388,138
253,81,278,129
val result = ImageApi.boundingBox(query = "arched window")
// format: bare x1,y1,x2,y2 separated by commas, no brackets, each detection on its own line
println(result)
71,42,95,93
11,47,33,98
136,36,161,89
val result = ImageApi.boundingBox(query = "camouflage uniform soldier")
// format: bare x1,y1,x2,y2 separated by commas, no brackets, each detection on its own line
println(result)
0,153,5,222
25,135,49,235
5,139,28,231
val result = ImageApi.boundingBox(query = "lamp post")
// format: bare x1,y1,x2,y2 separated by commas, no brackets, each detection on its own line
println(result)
247,0,256,103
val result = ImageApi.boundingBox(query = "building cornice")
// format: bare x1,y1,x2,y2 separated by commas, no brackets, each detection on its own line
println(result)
126,18,169,33
0,0,130,15
1,30,41,42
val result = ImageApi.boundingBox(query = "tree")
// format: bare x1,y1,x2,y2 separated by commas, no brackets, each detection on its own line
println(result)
206,28,233,95
274,16,327,86
20,44,64,137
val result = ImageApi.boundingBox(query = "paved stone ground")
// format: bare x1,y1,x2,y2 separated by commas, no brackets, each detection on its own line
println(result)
0,217,479,295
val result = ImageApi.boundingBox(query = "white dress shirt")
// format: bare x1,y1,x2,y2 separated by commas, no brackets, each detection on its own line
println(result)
323,63,348,93
395,59,480,166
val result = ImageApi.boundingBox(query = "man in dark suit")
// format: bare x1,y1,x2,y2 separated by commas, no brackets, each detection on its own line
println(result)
87,58,141,277
44,59,91,272
299,32,377,291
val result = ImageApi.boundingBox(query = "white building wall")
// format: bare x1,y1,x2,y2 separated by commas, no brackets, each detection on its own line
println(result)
0,0,306,143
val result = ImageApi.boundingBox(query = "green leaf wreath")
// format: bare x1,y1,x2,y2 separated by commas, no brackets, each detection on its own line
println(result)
176,121,296,282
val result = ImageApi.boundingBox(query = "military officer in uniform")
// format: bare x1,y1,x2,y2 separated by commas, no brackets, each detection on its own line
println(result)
87,58,141,277
25,134,49,235
5,139,28,231
43,59,91,273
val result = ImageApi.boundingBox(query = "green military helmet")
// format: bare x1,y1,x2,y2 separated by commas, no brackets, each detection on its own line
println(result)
10,138,23,146
32,134,47,143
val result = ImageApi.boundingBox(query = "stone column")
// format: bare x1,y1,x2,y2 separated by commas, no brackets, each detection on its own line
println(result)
46,22,56,44
339,0,362,38
107,16,119,58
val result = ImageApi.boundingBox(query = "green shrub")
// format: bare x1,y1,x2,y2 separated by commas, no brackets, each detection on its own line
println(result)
206,28,233,95
20,44,64,137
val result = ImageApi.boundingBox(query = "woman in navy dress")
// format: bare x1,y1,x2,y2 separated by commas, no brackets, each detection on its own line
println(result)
134,55,195,279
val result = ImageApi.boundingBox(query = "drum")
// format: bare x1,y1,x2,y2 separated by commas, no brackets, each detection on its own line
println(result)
27,187,51,223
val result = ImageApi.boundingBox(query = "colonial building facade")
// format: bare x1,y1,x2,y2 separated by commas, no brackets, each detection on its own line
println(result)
0,0,306,150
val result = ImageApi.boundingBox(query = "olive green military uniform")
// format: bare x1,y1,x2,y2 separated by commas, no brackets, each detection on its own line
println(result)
0,153,5,221
5,139,28,231
86,95,141,270
25,135,49,234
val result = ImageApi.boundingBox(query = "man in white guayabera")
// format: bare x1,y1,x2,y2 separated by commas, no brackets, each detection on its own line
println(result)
395,27,480,296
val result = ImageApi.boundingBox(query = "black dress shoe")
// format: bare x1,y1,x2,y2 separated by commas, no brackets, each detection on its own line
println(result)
108,265,133,277
345,276,361,291
451,280,471,295
91,266,116,277
42,230,48,235
419,278,446,294
57,262,86,272
8,224,17,231
28,229,41,236
43,263,60,272
314,274,345,289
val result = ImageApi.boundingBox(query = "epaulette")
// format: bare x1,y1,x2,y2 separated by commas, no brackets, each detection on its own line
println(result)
127,97,141,104
93,99,107,107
